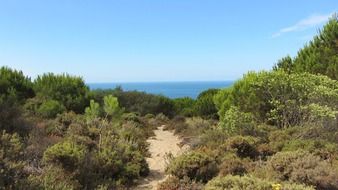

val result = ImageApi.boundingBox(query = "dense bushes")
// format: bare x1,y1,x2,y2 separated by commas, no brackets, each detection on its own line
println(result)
0,66,34,102
205,175,314,190
91,88,176,117
0,73,155,190
194,89,219,119
37,100,66,118
173,97,196,117
43,140,87,170
0,131,27,189
215,71,338,128
218,154,249,176
0,16,337,189
265,151,338,190
34,114,150,189
219,106,254,133
115,90,175,117
0,67,33,134
34,73,89,113
166,151,218,182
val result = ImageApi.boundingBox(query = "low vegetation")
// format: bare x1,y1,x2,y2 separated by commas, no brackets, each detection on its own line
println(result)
0,14,337,190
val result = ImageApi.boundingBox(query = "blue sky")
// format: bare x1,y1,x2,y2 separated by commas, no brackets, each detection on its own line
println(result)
0,0,336,82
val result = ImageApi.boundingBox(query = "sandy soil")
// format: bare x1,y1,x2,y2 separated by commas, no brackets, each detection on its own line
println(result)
136,125,187,190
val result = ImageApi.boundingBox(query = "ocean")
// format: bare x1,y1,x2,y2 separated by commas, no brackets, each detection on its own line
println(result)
88,81,234,99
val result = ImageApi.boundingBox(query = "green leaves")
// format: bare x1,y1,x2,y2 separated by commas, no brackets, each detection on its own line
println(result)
215,71,338,128
0,66,34,102
219,106,254,133
84,100,100,122
37,100,66,118
85,95,122,122
0,131,26,188
103,95,120,118
273,56,294,74
33,73,89,113
43,140,87,170
194,89,219,119
290,14,338,80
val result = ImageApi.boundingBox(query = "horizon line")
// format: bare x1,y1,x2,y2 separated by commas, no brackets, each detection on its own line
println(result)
86,80,236,84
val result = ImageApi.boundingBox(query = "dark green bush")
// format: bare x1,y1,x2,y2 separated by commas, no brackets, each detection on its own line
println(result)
0,131,28,189
173,97,196,117
43,140,87,170
34,73,89,113
122,112,140,122
0,67,34,135
37,100,66,118
292,15,338,80
225,136,259,159
194,89,219,119
0,66,34,102
112,89,176,117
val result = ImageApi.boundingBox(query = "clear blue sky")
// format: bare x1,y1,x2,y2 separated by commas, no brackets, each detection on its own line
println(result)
0,0,336,82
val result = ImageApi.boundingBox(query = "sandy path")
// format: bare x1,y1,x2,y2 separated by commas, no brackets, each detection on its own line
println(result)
136,125,186,190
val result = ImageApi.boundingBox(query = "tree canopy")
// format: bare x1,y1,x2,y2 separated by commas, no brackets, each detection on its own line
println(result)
33,73,89,113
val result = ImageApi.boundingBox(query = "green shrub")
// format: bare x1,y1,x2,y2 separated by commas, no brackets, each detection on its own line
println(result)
0,131,27,189
267,150,338,190
166,151,218,182
194,89,219,119
37,100,66,118
281,139,338,159
43,140,87,170
0,66,34,102
197,128,229,149
173,97,196,117
122,112,140,122
30,165,81,190
113,90,175,117
84,100,101,122
182,117,214,142
0,67,33,134
205,175,314,190
103,95,122,119
214,71,338,128
219,106,254,134
34,73,89,113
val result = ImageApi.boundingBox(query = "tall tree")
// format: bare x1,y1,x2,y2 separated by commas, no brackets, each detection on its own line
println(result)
293,14,338,80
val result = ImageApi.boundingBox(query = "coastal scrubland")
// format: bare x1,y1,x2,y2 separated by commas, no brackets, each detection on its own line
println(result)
0,15,337,190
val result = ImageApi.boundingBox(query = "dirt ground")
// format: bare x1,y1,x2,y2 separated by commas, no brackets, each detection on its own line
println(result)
136,125,187,190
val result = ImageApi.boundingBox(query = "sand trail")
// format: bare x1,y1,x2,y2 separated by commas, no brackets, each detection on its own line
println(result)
136,125,186,190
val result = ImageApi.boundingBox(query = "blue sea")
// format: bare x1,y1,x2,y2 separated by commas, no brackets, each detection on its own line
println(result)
88,81,234,99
